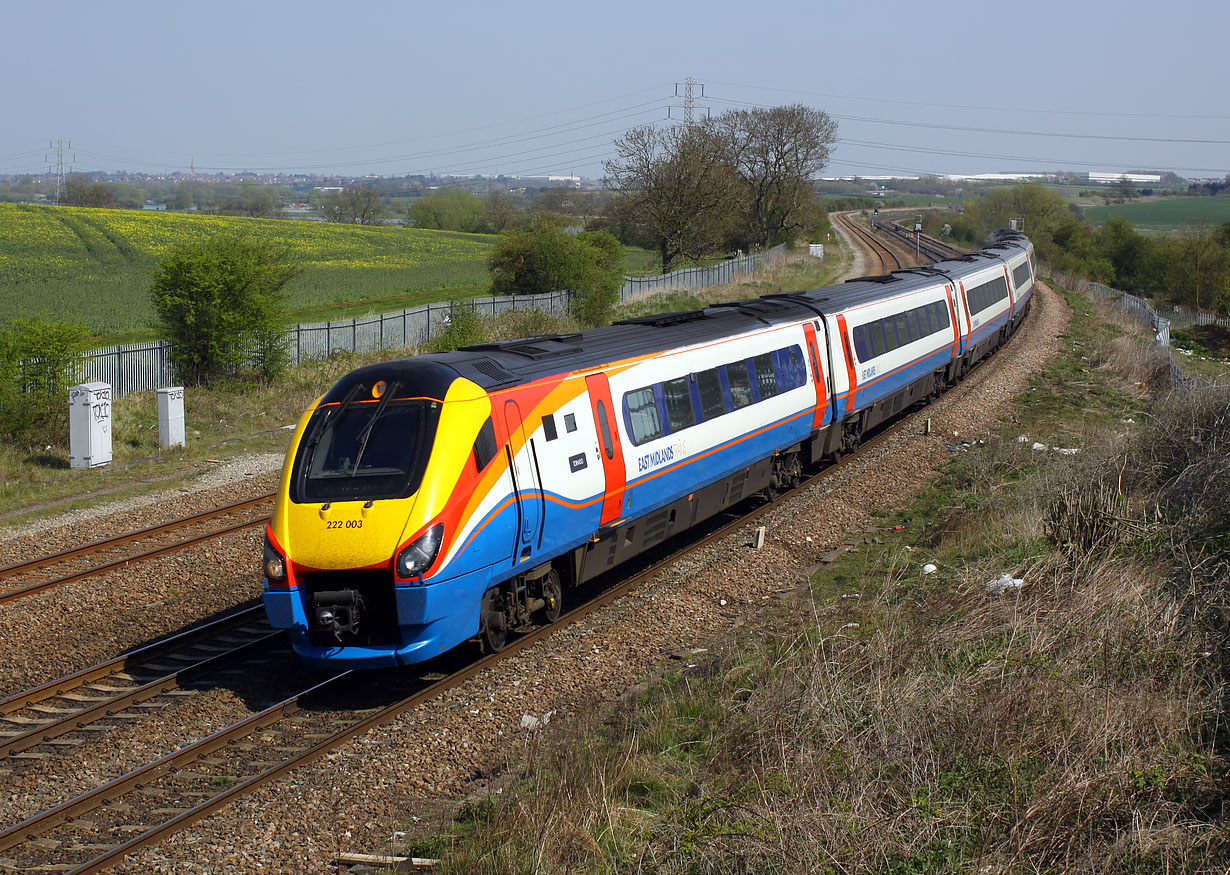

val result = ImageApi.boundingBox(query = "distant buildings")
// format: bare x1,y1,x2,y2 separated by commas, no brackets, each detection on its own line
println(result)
1087,172,1162,184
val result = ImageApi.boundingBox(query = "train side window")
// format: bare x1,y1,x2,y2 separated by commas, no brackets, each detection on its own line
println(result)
473,417,497,472
933,301,950,331
753,353,778,400
1013,261,1031,288
777,345,806,391
663,377,696,432
853,325,869,361
725,360,754,409
624,387,662,445
564,412,577,433
918,304,933,337
596,400,614,460
894,313,911,347
881,317,897,352
696,368,726,421
542,414,558,442
867,322,884,358
907,310,921,342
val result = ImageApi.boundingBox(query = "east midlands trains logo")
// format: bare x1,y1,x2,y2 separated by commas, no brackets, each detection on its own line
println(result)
637,439,687,474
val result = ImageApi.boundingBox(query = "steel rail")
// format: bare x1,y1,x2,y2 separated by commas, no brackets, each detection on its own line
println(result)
0,493,274,605
0,605,266,716
0,631,282,758
0,672,351,856
837,212,902,272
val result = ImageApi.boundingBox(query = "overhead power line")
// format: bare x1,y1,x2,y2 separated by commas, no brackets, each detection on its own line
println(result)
701,77,1230,122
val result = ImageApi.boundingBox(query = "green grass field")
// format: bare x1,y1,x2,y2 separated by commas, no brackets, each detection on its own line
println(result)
0,204,496,338
1082,196,1230,230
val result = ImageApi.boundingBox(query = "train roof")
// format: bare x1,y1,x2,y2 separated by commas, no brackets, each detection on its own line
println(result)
417,232,1032,391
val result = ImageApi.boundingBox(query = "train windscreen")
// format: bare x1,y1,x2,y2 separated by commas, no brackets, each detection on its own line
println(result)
292,396,440,503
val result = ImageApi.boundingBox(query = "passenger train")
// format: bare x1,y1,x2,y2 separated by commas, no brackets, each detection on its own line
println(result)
262,229,1037,669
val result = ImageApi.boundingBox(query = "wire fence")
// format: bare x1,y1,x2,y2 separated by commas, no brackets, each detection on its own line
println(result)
76,243,795,398
619,244,788,301
1067,275,1215,394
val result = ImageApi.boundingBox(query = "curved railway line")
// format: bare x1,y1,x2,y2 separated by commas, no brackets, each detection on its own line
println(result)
835,211,904,273
0,494,274,605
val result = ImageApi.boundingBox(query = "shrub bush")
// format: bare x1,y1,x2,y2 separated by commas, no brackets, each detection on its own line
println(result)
0,316,93,447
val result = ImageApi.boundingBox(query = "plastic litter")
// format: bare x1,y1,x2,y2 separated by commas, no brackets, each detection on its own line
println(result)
986,573,1024,594
520,710,555,731
921,563,938,575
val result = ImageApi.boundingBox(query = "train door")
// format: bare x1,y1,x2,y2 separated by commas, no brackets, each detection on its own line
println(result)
584,372,627,526
502,399,543,560
944,284,964,356
801,322,829,429
1003,264,1016,321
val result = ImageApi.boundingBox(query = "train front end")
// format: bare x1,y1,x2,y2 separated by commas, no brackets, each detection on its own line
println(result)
261,358,494,669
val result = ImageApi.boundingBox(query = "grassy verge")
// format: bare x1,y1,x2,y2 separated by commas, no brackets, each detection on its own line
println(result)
0,247,842,523
1172,325,1230,385
400,284,1230,872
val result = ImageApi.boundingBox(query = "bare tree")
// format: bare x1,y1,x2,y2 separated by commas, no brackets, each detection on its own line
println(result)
604,124,740,273
325,185,387,225
713,104,838,248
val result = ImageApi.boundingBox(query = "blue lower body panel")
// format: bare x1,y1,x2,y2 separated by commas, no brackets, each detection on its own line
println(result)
263,567,487,669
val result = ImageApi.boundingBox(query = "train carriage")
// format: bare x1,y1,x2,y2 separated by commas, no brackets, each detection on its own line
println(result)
263,230,1036,669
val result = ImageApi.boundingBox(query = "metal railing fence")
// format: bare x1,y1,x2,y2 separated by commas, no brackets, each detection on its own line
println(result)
74,243,795,398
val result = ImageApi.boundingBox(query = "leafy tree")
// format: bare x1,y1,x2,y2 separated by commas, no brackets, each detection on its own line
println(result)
605,123,741,273
714,104,838,248
150,235,300,386
325,185,387,225
568,230,625,327
1172,222,1228,313
409,188,485,232
61,174,115,208
0,316,92,446
488,214,625,327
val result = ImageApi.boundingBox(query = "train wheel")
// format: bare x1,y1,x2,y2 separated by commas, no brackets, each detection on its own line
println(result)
480,590,507,653
538,570,563,623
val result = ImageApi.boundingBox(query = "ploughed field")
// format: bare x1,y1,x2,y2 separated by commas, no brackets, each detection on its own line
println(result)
0,203,494,335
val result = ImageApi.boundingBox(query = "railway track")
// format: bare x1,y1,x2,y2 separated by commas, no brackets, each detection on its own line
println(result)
0,493,275,605
836,211,903,273
871,218,964,262
0,405,940,873
0,606,281,763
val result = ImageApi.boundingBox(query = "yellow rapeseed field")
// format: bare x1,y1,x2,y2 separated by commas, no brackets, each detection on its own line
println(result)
0,203,494,335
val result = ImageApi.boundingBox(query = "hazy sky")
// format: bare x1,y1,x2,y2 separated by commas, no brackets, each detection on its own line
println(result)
3,0,1227,180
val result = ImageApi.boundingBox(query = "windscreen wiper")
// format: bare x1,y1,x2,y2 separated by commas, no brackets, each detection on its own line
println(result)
305,383,364,452
350,381,401,475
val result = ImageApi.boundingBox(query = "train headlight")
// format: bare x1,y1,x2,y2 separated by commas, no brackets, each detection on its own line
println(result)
263,537,287,584
397,524,444,579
